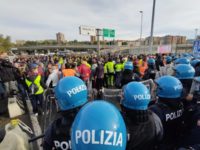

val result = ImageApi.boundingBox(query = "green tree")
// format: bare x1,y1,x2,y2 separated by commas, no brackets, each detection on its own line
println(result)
0,35,12,53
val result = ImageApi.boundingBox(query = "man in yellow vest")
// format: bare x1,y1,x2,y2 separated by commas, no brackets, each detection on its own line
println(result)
25,63,44,116
114,58,123,88
105,58,115,87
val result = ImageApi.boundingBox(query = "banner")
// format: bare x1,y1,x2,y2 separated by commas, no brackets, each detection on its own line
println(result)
157,45,172,53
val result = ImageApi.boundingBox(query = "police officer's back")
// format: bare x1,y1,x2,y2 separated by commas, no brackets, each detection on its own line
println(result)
43,77,88,150
71,101,127,150
150,76,184,150
121,82,163,150
191,59,200,76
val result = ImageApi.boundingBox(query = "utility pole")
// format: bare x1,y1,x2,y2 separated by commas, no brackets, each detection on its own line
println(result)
139,11,143,53
195,28,198,40
96,29,101,56
149,0,156,54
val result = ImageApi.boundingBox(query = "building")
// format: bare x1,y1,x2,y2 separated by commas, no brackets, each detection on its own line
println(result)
176,36,186,44
16,40,26,46
160,35,186,45
56,32,65,44
144,36,161,45
90,36,96,43
161,35,177,45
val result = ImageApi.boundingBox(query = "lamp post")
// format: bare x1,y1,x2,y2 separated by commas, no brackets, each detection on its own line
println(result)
195,28,198,40
96,29,102,56
149,0,156,54
139,11,143,53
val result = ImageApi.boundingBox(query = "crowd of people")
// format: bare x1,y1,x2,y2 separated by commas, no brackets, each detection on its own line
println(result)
0,51,200,150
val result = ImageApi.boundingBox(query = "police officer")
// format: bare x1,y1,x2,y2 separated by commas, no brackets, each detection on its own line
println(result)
121,61,140,87
173,64,195,96
191,59,200,76
149,76,184,150
43,76,88,150
121,82,163,150
175,57,190,65
143,58,157,80
173,65,200,149
178,100,200,149
71,101,127,150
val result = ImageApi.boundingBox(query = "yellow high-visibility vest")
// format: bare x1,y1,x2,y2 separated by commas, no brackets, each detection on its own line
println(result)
25,75,44,95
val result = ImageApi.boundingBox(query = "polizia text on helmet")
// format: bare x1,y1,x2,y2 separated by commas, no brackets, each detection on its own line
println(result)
67,84,87,97
132,94,150,100
75,130,123,147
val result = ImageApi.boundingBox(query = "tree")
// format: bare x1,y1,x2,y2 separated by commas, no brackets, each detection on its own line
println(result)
0,35,12,53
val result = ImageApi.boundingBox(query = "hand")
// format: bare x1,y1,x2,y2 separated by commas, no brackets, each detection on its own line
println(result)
186,94,193,101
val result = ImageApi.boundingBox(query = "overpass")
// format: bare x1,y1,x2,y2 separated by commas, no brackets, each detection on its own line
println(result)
12,44,117,51
101,44,193,55
11,44,193,54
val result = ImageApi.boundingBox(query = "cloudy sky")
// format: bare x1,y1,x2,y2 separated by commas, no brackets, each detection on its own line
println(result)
1,0,200,42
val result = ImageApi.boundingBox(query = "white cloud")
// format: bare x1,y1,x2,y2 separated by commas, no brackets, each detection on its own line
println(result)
0,0,200,41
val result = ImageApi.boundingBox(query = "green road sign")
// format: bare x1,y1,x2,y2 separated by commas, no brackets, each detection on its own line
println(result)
103,29,115,38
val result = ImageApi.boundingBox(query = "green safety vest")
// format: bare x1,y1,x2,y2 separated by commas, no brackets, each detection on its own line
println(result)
104,65,107,74
25,75,44,95
122,61,127,70
115,63,123,72
105,62,114,73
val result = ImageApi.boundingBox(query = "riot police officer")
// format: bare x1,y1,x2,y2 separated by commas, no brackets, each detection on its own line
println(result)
43,76,88,150
150,76,184,150
174,64,200,149
174,64,195,97
191,59,200,76
175,57,190,65
121,82,163,150
71,101,127,150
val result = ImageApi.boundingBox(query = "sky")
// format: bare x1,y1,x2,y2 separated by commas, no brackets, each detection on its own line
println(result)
0,0,200,42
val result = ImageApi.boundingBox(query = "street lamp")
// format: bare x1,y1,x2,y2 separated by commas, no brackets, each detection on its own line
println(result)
139,11,143,53
195,28,198,40
149,0,156,54
96,28,102,56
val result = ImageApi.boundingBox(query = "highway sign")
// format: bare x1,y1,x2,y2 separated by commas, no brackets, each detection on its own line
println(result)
193,40,200,55
79,25,96,36
103,29,115,38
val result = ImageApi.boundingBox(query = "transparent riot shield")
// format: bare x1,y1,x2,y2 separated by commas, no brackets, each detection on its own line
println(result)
102,88,122,110
42,89,59,133
190,77,200,103
141,79,157,101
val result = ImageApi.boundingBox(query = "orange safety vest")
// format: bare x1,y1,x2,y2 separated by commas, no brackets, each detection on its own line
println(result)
62,69,76,77
139,61,147,77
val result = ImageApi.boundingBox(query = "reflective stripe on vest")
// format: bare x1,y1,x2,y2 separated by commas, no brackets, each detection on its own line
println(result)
26,75,44,95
